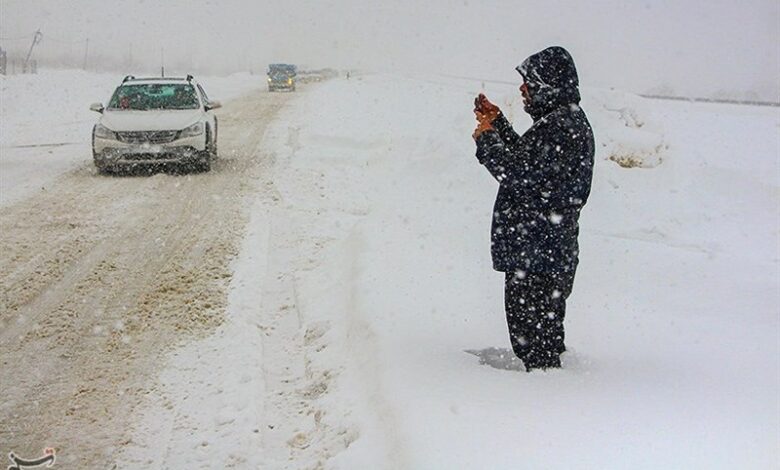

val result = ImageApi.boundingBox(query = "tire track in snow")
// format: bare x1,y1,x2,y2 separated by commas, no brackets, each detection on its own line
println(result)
0,89,290,468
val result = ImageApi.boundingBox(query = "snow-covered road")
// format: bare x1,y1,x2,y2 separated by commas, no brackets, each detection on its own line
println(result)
0,84,292,467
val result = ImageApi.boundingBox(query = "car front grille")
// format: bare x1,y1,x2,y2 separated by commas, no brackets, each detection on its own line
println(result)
116,130,180,144
121,152,187,161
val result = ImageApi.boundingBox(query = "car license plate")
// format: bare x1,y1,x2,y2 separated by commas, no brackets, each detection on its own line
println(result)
140,143,163,153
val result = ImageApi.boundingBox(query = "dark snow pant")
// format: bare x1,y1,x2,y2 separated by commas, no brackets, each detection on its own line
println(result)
504,270,576,370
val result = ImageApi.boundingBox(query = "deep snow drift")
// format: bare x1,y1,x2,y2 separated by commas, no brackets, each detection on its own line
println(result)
250,74,779,468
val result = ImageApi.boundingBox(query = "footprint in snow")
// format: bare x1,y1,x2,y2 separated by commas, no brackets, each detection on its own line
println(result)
465,347,524,372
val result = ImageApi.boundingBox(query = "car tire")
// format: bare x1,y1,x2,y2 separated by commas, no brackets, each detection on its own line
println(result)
208,120,218,159
95,163,111,175
194,127,212,173
198,157,211,173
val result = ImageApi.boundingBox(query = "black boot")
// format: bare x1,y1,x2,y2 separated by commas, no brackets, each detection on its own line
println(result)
523,353,561,372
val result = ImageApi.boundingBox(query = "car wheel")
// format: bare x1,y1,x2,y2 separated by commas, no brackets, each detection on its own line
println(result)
94,153,112,175
198,157,211,173
194,127,212,173
209,120,218,159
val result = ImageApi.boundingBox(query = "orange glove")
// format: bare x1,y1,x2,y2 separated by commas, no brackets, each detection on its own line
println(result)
473,113,494,139
472,94,501,139
474,93,500,123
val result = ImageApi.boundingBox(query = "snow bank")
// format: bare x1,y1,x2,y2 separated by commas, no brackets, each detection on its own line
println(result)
584,89,668,168
0,70,117,206
0,69,261,206
259,73,778,468
118,200,269,468
1,69,118,148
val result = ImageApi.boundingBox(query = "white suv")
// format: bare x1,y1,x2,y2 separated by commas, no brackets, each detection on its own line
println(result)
90,75,221,173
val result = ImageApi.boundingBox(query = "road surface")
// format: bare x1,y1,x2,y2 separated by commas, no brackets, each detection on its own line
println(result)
0,89,291,467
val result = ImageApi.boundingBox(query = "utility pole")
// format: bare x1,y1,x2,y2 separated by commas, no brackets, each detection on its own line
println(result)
160,47,165,77
83,38,89,70
24,29,43,67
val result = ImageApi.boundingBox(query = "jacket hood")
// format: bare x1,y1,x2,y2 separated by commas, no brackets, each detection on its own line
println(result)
516,46,581,120
100,109,202,132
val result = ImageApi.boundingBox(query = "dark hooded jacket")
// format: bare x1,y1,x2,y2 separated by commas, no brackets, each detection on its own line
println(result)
475,46,594,273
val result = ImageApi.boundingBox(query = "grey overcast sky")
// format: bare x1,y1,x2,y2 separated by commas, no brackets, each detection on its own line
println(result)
1,0,778,100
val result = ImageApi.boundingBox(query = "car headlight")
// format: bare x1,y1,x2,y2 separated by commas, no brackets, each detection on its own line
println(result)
94,123,116,140
180,122,204,138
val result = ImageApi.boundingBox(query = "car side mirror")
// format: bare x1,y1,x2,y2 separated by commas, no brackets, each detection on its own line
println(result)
90,102,104,113
205,101,222,111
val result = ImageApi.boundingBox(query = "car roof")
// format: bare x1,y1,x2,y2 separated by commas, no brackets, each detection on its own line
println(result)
120,76,199,86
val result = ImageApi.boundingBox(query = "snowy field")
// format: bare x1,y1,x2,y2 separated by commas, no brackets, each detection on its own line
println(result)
248,74,778,468
1,70,778,468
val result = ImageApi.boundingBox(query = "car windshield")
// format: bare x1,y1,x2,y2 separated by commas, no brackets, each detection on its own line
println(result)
107,83,199,111
269,65,295,77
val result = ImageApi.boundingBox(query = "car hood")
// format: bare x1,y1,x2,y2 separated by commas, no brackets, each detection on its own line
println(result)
100,109,202,132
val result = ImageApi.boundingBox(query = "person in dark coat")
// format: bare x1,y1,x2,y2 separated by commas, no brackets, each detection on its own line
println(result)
472,46,594,371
